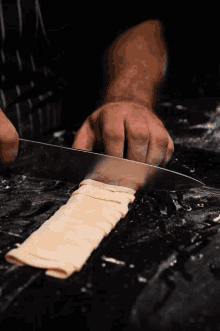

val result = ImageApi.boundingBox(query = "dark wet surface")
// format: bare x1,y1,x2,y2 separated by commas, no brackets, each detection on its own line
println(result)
1,100,220,330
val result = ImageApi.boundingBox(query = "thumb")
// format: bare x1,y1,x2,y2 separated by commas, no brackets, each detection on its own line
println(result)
71,119,95,151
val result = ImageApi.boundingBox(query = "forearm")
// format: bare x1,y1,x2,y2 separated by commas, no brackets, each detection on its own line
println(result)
102,20,167,110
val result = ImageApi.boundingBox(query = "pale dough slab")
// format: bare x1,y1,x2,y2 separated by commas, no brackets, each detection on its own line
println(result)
5,179,136,279
79,179,136,195
57,205,114,236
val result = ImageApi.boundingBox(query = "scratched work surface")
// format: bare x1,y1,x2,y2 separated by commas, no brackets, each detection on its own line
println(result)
1,99,220,330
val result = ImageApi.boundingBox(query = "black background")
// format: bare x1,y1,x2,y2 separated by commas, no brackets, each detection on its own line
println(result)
37,3,220,121
1,2,220,131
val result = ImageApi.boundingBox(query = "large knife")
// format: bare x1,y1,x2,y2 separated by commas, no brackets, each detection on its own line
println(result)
3,138,205,279
0,138,204,191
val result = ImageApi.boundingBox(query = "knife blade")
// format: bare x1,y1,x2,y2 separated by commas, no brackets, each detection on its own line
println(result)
0,138,204,191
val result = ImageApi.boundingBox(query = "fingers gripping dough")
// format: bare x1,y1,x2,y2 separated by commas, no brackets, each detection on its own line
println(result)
5,179,136,279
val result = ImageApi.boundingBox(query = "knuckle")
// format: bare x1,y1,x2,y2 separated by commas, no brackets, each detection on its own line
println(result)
168,140,175,154
130,125,150,141
104,127,124,141
152,125,173,147
167,134,175,151
154,132,169,147
165,139,175,164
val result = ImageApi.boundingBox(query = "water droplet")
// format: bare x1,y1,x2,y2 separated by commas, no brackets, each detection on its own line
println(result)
182,204,191,211
213,215,220,222
160,210,167,215
129,264,135,268
210,263,216,269
191,253,204,261
101,256,125,266
138,276,147,283
197,203,204,207
191,234,198,243
102,263,106,267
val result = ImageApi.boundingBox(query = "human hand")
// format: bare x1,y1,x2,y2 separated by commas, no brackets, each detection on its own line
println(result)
0,108,19,163
72,101,174,167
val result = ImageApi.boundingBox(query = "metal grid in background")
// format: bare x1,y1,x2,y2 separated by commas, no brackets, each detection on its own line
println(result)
0,0,62,140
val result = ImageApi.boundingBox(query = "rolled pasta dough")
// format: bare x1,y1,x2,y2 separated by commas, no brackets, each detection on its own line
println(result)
5,179,136,279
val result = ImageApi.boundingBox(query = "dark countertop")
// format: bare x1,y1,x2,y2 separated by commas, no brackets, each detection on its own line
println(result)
0,97,220,330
